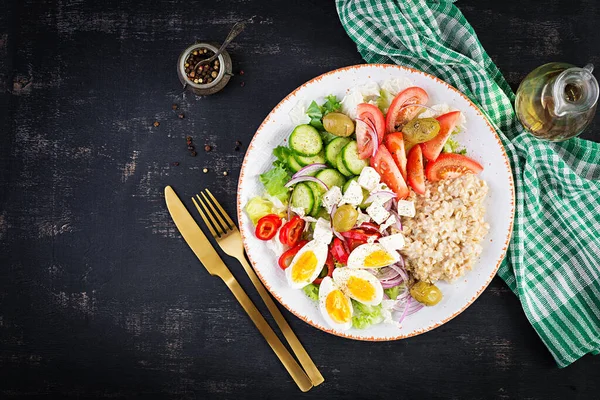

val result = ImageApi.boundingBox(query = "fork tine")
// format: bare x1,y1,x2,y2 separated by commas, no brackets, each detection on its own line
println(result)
194,194,225,237
197,194,227,236
191,196,219,238
201,191,232,232
206,189,236,228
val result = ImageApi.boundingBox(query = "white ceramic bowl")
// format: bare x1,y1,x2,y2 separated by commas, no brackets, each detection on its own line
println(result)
237,64,514,340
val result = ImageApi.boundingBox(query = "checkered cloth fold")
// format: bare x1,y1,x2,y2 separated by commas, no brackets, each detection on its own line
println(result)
336,0,600,367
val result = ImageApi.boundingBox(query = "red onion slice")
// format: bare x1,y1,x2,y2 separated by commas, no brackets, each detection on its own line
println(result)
365,190,396,205
389,210,403,230
292,163,328,179
285,176,328,191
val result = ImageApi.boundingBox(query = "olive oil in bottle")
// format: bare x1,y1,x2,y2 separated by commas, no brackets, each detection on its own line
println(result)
515,63,598,141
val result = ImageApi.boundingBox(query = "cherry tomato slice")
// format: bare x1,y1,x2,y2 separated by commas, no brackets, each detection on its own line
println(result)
371,145,410,199
421,111,461,162
278,240,309,270
280,216,305,247
384,132,408,181
330,237,349,265
255,214,282,241
406,144,425,195
425,153,484,182
340,228,381,243
313,252,335,285
385,87,429,133
355,103,386,159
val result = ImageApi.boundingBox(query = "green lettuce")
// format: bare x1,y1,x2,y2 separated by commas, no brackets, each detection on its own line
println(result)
302,284,319,301
442,135,467,155
273,145,293,168
306,95,342,130
377,89,395,114
259,163,291,202
384,286,402,300
352,300,385,329
244,197,276,225
322,94,341,114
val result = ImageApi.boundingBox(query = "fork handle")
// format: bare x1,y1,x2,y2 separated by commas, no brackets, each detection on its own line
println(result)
219,270,313,392
238,257,325,386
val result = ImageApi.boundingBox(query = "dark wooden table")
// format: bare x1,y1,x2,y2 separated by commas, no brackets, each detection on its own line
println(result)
1,0,599,398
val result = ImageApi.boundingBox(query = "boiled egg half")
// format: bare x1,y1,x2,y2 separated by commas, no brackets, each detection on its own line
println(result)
318,276,353,330
285,240,329,289
332,268,383,306
347,243,400,269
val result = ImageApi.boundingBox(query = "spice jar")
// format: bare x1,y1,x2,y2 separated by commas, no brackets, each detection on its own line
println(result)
177,42,232,96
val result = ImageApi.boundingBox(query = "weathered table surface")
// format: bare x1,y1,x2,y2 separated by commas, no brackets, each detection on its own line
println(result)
1,0,599,398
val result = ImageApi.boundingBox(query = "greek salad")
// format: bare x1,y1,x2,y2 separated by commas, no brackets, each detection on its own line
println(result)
244,78,484,331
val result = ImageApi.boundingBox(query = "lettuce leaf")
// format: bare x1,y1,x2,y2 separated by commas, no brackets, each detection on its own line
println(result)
260,163,291,202
322,95,341,114
351,300,385,329
273,145,293,168
384,286,401,300
307,101,324,130
302,284,319,301
244,197,276,225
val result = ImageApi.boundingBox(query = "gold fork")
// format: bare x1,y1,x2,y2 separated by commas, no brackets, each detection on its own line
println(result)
192,189,324,387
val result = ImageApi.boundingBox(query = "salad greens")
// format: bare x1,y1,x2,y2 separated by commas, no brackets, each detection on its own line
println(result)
302,284,320,301
307,95,342,130
351,300,386,329
244,197,279,224
443,129,467,155
384,285,402,300
259,163,290,203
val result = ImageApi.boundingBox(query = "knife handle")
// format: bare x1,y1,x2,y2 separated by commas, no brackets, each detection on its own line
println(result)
238,256,324,386
220,271,313,392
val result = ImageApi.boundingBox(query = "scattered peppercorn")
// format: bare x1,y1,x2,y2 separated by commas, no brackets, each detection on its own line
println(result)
234,146,240,151
172,161,180,166
188,145,195,151
172,104,178,110
184,47,221,85
240,82,245,87
223,171,228,176
239,70,245,75
178,113,185,119
191,151,197,157
153,121,160,127
236,140,242,146
204,145,212,152
203,168,208,173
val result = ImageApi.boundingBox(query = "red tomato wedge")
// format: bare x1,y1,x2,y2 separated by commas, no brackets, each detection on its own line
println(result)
421,111,461,161
385,87,429,133
384,132,407,181
356,103,385,159
425,153,484,182
370,145,409,199
406,144,425,195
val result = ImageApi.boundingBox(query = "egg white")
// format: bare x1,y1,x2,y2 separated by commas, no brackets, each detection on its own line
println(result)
285,240,329,289
332,268,384,306
347,243,400,269
318,277,353,331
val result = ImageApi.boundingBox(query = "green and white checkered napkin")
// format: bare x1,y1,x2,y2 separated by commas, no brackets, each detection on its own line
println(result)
336,0,600,367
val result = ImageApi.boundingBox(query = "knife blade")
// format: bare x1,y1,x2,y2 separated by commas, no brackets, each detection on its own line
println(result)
164,186,312,392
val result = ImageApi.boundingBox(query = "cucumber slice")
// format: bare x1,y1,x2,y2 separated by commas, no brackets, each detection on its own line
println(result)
336,151,353,177
325,137,351,166
289,125,323,156
295,151,326,167
342,141,369,175
287,152,303,173
315,168,347,189
306,181,326,216
290,183,314,215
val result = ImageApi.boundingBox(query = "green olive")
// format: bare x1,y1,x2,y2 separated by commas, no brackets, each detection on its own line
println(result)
402,117,440,143
332,204,359,232
323,112,355,137
410,281,443,306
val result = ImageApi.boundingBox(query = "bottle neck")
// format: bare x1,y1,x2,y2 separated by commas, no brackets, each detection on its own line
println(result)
552,65,599,117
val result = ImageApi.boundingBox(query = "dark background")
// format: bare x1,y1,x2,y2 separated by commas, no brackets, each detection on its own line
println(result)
1,0,599,398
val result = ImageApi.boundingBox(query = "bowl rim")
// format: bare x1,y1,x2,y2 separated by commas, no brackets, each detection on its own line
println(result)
236,63,515,341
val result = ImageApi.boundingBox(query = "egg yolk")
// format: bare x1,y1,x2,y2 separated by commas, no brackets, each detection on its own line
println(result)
291,251,318,283
347,276,375,302
325,289,352,323
364,249,395,268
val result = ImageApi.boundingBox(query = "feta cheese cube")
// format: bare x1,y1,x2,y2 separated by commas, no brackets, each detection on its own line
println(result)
313,217,333,244
290,206,306,217
378,233,405,252
366,202,390,224
321,186,343,214
357,167,380,191
356,209,371,225
339,180,363,207
379,215,397,233
396,200,416,218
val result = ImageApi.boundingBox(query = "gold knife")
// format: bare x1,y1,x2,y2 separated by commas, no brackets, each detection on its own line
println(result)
164,186,313,392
